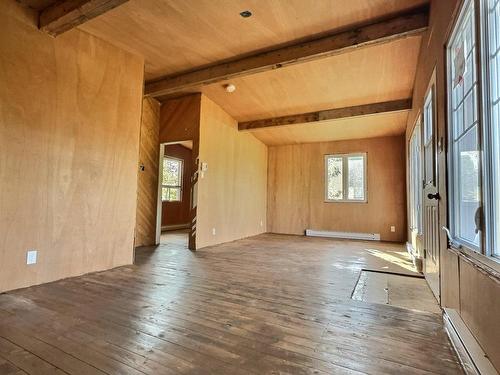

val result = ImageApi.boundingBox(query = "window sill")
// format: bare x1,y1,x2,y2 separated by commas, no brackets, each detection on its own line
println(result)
448,245,500,282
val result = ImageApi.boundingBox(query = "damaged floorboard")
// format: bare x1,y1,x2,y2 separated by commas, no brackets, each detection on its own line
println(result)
0,233,463,374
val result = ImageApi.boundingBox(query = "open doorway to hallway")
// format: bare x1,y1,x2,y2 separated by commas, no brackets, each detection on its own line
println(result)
158,141,194,248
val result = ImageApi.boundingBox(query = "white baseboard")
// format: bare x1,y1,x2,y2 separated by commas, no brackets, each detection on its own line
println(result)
306,229,380,241
443,308,498,375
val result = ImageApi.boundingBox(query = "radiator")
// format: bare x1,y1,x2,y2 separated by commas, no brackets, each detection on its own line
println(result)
305,229,381,241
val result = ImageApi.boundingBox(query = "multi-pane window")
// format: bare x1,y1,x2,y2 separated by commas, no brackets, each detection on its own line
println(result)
447,0,500,258
325,153,367,202
162,157,183,202
409,124,423,233
448,0,481,248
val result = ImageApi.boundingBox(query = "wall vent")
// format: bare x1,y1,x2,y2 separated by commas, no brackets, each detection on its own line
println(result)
305,229,380,241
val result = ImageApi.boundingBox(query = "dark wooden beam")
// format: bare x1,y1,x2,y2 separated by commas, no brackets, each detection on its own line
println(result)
238,99,412,131
39,0,129,36
145,7,428,97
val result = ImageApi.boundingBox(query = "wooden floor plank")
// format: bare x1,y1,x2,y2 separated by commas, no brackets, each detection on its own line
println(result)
0,233,464,374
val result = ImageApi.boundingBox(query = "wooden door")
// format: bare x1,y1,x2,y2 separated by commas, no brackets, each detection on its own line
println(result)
422,80,440,300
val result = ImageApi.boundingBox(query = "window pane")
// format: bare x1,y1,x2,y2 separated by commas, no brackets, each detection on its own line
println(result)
347,156,365,200
424,93,434,185
456,127,480,246
163,158,181,186
327,157,343,200
162,187,169,201
168,187,181,201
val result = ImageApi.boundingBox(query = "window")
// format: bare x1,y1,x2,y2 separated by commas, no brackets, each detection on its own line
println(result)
325,153,366,202
448,0,481,249
409,123,423,233
446,0,500,258
162,157,183,202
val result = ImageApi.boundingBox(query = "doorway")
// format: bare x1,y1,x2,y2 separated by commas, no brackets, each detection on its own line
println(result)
157,141,194,248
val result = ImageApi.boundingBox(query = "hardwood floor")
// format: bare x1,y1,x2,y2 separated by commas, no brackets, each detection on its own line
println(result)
0,234,463,374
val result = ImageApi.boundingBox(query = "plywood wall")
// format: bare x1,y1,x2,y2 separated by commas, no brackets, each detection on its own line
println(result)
196,95,268,249
268,136,406,242
135,97,160,247
0,0,144,292
159,94,201,144
406,0,500,371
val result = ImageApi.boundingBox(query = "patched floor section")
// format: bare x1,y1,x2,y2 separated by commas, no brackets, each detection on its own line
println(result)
352,269,442,314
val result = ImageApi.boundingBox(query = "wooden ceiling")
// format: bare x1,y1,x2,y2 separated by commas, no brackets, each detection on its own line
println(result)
22,0,427,144
247,111,409,146
79,0,426,80
199,36,421,122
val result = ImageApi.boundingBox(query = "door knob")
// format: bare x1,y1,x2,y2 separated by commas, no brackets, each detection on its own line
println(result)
427,193,440,200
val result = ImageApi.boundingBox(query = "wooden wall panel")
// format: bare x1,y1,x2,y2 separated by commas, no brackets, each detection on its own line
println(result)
135,97,160,247
459,260,500,370
162,144,192,228
268,136,406,242
159,94,201,144
440,249,460,309
0,0,144,292
196,95,267,249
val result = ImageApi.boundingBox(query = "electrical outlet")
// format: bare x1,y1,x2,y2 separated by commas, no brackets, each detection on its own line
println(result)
390,226,396,233
26,250,37,265
212,228,216,236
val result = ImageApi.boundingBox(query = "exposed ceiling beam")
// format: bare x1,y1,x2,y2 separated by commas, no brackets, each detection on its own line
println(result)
39,0,129,36
145,6,428,97
238,99,412,131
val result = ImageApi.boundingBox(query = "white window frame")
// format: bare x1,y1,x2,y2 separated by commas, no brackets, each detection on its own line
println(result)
324,153,367,203
162,157,183,202
447,0,482,251
409,121,423,234
446,0,500,262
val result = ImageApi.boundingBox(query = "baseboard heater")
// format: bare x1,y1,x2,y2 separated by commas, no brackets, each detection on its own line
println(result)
306,229,380,241
443,308,498,375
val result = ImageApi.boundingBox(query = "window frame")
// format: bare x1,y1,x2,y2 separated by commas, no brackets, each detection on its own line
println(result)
324,153,367,203
162,156,183,202
445,0,500,263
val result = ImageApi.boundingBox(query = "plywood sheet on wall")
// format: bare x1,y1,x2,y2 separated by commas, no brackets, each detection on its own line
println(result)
135,97,160,247
196,95,267,249
159,94,201,144
268,136,406,242
0,0,144,292
459,260,500,371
